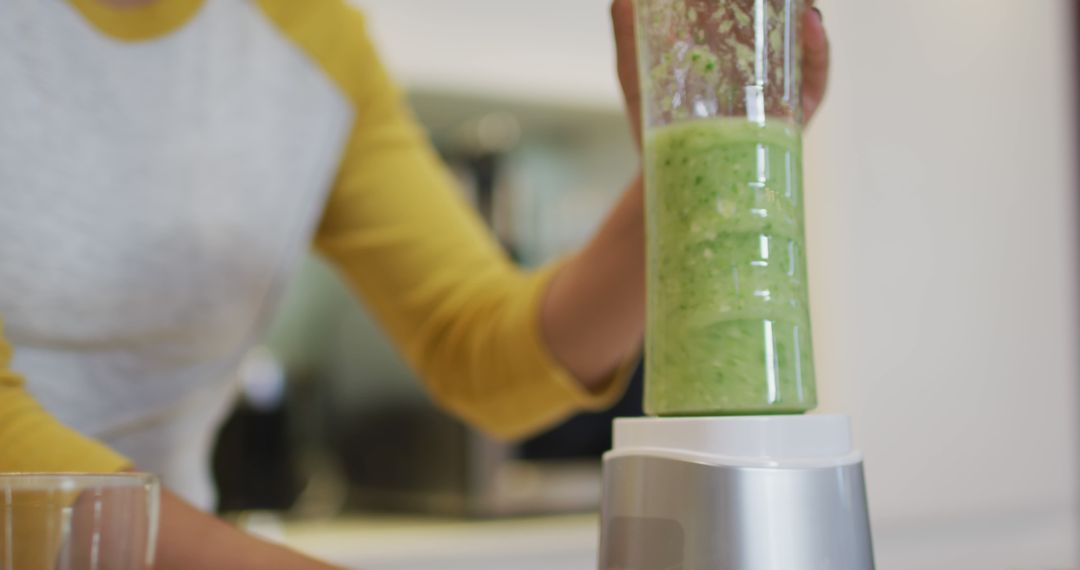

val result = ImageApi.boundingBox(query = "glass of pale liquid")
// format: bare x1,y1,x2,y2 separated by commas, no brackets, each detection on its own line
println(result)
0,473,159,570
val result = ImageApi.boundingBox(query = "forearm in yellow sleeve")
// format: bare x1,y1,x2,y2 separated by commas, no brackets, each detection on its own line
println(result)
316,139,635,439
267,0,632,439
319,219,634,441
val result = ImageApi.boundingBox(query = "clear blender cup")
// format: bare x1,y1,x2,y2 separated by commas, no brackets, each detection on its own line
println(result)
638,0,816,415
0,473,160,570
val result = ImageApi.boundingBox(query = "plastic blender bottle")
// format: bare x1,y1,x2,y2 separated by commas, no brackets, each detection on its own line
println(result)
638,0,816,415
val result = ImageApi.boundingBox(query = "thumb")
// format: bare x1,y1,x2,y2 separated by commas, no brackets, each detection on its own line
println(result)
801,5,830,121
611,0,642,143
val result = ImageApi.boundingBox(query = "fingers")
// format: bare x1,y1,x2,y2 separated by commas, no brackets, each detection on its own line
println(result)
611,0,642,143
801,6,830,120
610,0,632,24
611,0,637,96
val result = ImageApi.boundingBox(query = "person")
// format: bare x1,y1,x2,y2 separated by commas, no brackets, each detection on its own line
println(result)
0,0,830,567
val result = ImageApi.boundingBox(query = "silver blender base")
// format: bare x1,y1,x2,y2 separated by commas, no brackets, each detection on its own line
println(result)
598,416,874,569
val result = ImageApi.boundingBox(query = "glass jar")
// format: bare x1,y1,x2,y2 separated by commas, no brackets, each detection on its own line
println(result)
0,473,160,569
638,0,816,415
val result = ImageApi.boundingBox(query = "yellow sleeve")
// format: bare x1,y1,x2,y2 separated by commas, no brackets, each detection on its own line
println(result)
0,320,130,473
257,0,632,439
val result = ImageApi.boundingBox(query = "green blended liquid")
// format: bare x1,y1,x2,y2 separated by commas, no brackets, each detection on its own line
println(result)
644,118,816,416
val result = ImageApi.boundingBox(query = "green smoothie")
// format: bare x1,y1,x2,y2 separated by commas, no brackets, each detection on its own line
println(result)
644,118,816,416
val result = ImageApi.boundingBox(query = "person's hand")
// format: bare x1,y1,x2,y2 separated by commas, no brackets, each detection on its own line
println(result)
611,0,831,146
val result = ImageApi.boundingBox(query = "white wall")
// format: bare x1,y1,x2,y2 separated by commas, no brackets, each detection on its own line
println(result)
354,0,622,108
806,1,1080,568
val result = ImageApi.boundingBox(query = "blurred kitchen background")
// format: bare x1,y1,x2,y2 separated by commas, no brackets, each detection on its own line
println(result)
208,1,1080,569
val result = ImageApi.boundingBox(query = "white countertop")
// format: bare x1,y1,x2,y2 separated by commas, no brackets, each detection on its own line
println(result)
267,514,599,570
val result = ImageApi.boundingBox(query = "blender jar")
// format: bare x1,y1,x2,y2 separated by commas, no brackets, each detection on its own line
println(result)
638,0,816,415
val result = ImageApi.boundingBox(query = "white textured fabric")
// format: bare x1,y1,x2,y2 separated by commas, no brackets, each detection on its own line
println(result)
0,0,354,509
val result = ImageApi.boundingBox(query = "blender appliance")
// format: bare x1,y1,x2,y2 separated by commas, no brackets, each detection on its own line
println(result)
598,2,874,567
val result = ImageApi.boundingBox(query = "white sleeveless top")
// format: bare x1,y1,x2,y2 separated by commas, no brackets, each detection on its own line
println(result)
0,0,353,509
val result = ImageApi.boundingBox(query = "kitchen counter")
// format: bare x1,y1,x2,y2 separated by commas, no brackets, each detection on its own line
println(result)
269,514,599,570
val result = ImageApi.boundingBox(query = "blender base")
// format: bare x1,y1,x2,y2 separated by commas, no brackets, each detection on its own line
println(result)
598,415,874,569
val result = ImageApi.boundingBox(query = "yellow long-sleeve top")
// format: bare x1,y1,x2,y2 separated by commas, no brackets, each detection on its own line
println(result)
0,0,629,509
